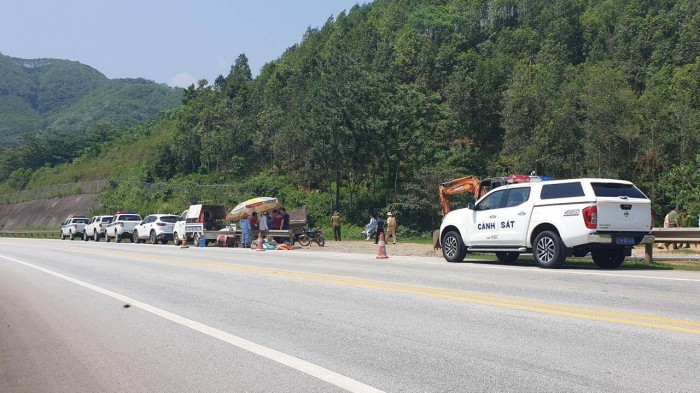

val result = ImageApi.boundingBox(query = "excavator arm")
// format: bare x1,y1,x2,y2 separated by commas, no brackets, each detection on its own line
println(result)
439,175,482,216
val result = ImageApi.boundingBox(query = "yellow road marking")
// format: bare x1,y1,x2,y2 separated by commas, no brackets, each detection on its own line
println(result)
12,241,700,335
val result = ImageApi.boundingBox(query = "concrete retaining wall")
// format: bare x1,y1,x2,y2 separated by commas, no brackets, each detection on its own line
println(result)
0,194,96,230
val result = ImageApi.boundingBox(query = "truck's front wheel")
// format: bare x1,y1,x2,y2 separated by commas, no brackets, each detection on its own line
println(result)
591,249,625,269
442,231,467,262
534,231,565,268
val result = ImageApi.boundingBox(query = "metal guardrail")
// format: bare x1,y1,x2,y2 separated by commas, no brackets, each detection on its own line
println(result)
643,228,700,263
0,230,58,239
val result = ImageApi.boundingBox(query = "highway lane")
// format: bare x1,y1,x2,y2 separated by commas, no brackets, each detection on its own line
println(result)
1,238,699,392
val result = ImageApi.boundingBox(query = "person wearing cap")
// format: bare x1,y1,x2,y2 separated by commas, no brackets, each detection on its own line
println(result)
331,211,342,241
386,211,397,244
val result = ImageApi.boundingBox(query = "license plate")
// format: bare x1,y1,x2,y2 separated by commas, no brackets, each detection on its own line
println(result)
615,237,635,245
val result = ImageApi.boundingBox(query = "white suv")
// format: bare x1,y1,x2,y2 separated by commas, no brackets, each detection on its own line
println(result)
60,216,89,240
83,215,114,241
133,214,178,244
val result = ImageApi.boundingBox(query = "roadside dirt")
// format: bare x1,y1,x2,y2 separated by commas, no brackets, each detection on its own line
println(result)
297,239,442,258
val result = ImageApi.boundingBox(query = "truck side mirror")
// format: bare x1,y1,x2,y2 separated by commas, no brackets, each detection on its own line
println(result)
468,202,475,210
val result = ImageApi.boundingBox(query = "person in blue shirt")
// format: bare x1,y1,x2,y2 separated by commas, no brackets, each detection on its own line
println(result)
240,214,251,247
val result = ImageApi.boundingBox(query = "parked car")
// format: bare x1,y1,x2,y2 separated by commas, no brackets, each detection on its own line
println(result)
60,216,89,240
104,212,142,243
133,214,178,244
83,215,114,241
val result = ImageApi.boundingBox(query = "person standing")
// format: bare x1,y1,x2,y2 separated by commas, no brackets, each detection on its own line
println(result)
386,211,397,244
374,214,385,244
662,206,680,250
240,214,251,248
331,211,342,241
680,208,692,248
281,208,290,230
272,209,282,230
259,211,269,238
250,212,259,230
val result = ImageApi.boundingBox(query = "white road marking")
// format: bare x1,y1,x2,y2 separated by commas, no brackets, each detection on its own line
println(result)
1,255,384,393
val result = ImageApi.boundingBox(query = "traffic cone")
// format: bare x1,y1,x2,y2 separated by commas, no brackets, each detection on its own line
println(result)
180,234,189,249
256,231,265,252
376,232,389,259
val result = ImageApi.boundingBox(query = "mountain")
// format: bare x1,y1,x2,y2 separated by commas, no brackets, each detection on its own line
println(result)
0,52,182,146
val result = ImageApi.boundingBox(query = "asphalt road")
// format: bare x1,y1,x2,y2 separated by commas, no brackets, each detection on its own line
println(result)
1,238,699,392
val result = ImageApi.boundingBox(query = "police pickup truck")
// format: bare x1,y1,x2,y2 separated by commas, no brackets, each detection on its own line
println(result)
60,216,89,240
439,178,654,268
104,212,142,243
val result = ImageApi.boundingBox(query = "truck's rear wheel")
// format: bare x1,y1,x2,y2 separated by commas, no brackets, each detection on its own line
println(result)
116,233,122,243
591,249,625,269
174,232,181,246
94,231,99,242
533,231,565,268
442,230,467,262
496,252,519,263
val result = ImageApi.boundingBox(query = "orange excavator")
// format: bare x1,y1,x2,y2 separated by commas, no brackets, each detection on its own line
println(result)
438,175,482,216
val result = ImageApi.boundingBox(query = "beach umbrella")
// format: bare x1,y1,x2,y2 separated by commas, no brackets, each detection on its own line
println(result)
226,197,281,221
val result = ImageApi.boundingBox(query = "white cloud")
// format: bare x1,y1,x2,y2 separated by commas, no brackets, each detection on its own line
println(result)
168,73,197,88
217,54,230,75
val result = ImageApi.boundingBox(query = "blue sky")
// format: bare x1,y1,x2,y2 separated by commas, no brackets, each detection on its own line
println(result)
1,1,368,87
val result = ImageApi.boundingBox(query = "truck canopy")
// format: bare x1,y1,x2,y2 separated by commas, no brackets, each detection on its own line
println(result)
186,204,227,223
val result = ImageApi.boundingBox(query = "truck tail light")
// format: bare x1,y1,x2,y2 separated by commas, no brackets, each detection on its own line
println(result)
119,222,124,227
582,206,597,229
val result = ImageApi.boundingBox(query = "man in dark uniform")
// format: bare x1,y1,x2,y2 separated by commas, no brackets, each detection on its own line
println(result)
374,214,385,244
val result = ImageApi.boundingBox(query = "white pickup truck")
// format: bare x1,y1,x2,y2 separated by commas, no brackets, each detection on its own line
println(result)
172,204,237,246
104,212,142,243
60,216,89,240
83,215,114,241
439,178,654,268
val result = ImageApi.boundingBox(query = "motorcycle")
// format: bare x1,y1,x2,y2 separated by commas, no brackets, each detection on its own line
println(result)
297,227,325,246
363,225,376,240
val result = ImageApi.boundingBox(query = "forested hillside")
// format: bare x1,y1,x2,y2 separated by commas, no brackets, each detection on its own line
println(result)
2,0,699,234
0,53,182,145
